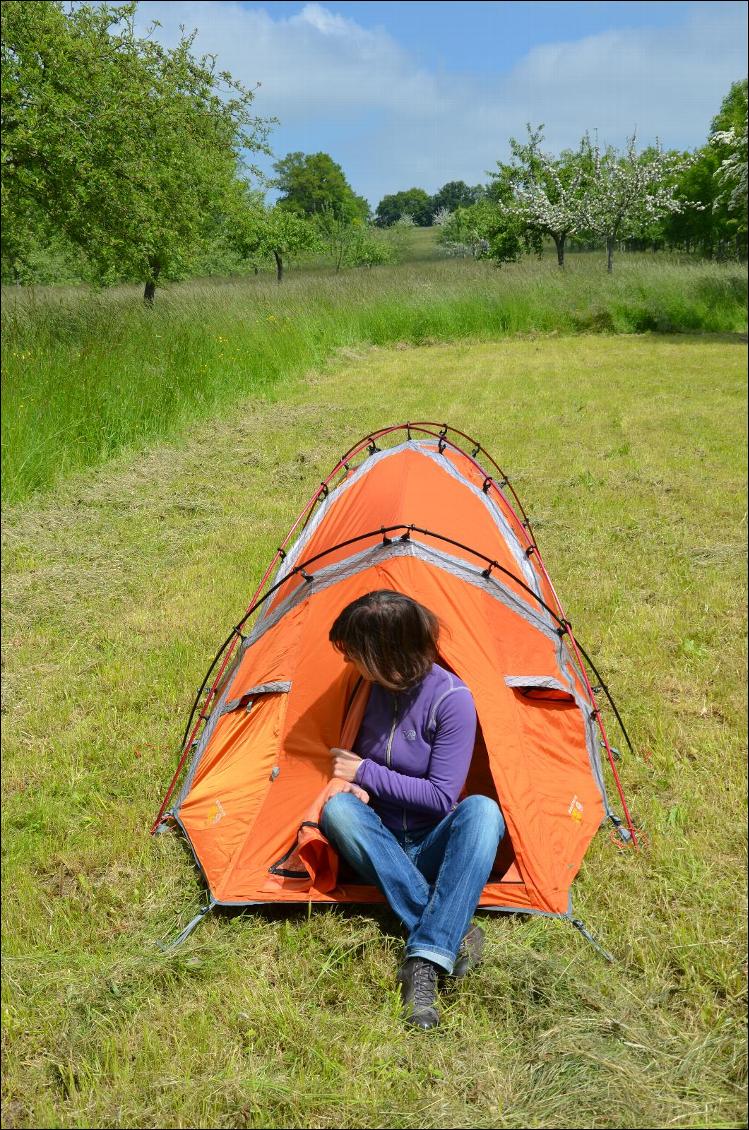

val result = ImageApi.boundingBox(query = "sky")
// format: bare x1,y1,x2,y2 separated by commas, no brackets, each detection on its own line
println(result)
133,1,748,208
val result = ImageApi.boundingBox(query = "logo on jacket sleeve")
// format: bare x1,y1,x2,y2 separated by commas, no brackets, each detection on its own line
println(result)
403,729,417,742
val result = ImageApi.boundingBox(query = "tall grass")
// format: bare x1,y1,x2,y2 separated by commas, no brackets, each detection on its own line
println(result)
2,253,746,504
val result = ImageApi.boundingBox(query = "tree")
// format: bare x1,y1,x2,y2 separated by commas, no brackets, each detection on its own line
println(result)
710,81,748,255
1,1,272,301
430,180,483,214
313,207,392,271
232,199,319,282
375,188,433,227
658,81,747,258
661,147,720,255
382,213,419,259
437,195,539,264
317,214,394,269
583,134,690,272
712,121,748,230
492,126,592,268
273,151,369,222
344,227,394,268
315,206,359,272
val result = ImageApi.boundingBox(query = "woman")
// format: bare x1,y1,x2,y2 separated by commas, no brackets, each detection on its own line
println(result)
321,589,505,1030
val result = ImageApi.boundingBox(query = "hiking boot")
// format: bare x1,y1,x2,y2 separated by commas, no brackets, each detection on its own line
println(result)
452,924,485,978
397,957,440,1029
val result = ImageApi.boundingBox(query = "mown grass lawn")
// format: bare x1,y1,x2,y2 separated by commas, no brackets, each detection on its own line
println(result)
2,333,747,1129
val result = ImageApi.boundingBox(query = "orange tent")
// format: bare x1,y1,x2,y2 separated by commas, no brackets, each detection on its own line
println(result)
155,424,636,945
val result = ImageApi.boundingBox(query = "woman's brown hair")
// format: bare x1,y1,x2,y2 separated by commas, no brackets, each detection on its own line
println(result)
329,590,440,692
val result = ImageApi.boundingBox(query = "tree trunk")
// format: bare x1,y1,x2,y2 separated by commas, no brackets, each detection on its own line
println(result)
274,250,283,283
606,237,615,274
144,259,161,306
553,232,566,268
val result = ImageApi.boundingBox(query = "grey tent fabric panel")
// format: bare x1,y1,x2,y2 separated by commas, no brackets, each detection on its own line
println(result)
223,680,292,714
245,537,562,654
504,675,571,694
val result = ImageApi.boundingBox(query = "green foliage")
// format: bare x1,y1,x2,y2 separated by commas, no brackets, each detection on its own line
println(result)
660,80,748,259
430,180,484,213
344,228,395,268
583,135,691,272
712,77,749,135
237,202,321,281
375,188,434,227
660,147,721,255
485,127,594,266
438,188,541,265
1,0,271,298
273,151,369,222
435,204,488,258
709,78,748,251
0,225,91,286
314,209,394,271
625,81,748,259
374,184,484,232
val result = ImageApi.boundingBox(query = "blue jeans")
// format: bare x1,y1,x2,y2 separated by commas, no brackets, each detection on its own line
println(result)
320,792,505,974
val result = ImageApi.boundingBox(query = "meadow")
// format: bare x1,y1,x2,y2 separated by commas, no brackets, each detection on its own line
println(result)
1,251,746,504
1,250,748,1128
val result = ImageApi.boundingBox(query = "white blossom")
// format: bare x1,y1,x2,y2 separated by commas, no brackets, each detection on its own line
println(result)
512,130,588,240
711,122,748,215
582,133,691,269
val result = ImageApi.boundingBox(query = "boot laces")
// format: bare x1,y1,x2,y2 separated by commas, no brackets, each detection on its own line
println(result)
411,960,437,1007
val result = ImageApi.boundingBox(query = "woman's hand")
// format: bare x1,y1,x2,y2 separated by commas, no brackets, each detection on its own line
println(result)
330,747,363,784
334,781,370,805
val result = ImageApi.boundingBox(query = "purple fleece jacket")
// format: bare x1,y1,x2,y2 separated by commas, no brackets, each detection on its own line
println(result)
353,663,477,835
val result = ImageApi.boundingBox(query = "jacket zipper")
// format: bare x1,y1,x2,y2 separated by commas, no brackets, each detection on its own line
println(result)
385,695,398,768
385,694,408,834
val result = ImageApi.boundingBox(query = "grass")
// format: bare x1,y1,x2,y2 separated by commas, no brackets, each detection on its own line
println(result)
2,332,747,1128
2,252,746,504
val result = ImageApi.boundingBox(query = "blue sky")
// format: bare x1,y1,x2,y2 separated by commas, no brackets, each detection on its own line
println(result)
135,1,748,207
251,2,721,72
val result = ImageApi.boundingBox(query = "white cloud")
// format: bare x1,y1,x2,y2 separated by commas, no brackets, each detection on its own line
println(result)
137,1,443,120
134,1,748,205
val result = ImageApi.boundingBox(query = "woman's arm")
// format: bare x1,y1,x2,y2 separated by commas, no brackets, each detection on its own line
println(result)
354,689,477,818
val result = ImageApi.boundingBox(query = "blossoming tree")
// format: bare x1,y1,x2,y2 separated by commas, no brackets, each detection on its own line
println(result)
711,118,748,232
583,134,691,272
493,126,592,268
